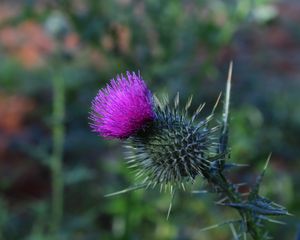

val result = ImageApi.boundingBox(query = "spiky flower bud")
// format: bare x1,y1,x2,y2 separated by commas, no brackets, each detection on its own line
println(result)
126,100,216,190
90,72,217,190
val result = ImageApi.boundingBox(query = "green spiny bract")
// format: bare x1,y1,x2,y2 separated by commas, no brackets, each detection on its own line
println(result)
124,95,219,191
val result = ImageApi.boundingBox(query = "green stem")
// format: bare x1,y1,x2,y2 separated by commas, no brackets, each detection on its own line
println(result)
50,74,65,235
124,193,132,239
211,172,263,239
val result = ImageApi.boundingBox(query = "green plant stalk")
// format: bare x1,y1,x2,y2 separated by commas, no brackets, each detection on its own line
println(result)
50,74,65,235
210,172,263,240
124,193,132,239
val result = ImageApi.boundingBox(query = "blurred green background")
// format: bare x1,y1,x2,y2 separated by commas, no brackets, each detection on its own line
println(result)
0,0,299,239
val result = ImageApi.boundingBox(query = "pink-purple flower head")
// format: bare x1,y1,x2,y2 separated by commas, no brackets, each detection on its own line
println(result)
90,72,155,139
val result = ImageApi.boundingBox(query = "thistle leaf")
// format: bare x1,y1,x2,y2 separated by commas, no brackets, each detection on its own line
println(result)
218,201,290,216
249,153,272,200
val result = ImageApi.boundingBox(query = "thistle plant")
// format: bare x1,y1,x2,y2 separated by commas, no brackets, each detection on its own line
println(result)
89,65,290,240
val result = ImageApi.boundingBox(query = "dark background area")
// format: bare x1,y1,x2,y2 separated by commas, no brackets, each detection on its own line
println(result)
0,0,299,239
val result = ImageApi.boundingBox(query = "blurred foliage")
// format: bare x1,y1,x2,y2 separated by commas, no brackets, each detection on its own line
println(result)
0,0,299,239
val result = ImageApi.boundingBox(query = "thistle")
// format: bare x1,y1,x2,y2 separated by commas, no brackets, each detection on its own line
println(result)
90,72,218,192
90,66,290,240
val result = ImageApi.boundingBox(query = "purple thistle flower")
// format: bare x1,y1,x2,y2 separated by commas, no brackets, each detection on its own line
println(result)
90,71,155,139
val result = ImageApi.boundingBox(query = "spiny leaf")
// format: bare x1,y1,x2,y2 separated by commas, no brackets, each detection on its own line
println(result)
218,201,290,216
249,153,272,200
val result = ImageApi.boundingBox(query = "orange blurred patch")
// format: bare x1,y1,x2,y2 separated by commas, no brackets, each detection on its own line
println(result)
64,32,80,51
0,27,20,49
16,44,44,68
20,21,54,53
0,93,35,135
89,48,108,69
0,20,55,68
101,34,114,51
114,23,131,54
0,18,83,68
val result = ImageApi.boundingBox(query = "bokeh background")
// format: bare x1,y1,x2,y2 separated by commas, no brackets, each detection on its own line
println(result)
0,0,299,239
